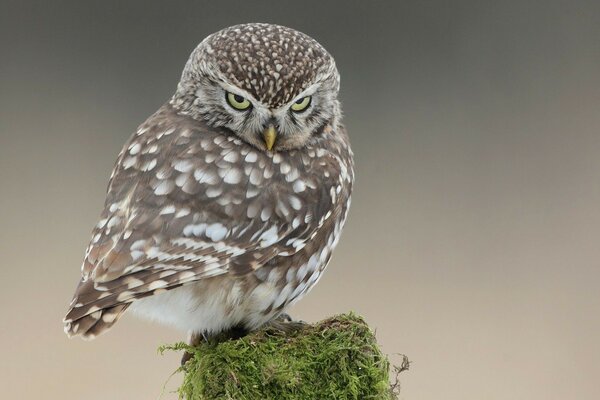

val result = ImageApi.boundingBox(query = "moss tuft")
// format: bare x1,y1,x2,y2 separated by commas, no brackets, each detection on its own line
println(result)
161,313,400,400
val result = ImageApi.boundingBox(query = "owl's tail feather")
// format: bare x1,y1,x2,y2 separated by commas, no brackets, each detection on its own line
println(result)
63,303,129,340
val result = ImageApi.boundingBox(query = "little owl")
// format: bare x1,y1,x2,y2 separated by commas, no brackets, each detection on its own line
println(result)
63,23,354,351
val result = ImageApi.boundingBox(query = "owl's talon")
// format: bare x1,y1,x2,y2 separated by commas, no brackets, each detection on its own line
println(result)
267,314,307,333
277,313,293,322
181,331,210,366
181,351,194,367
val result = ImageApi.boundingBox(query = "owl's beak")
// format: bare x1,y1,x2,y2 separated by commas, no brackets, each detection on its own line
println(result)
262,125,277,151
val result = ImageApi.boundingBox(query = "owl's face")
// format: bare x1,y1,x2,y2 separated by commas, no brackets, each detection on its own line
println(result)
171,23,341,151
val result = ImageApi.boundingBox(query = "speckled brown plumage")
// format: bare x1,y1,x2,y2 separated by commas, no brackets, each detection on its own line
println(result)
63,23,353,341
189,24,332,108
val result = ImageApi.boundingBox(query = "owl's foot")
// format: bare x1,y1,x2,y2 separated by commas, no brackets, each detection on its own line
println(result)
266,313,307,333
181,331,208,366
181,351,193,367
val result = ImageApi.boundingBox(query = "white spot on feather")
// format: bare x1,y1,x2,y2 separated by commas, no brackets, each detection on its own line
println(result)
148,280,168,291
206,187,222,198
223,152,239,163
280,162,291,174
130,239,146,250
102,312,118,323
106,216,121,229
128,143,141,155
160,205,176,215
154,180,174,195
123,156,137,169
223,168,242,184
194,168,218,184
259,226,279,247
206,223,228,241
293,180,306,193
175,208,190,218
141,159,157,171
290,196,302,211
173,159,194,173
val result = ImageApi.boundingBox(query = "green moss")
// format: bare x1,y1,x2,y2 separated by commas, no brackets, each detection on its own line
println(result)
161,313,400,400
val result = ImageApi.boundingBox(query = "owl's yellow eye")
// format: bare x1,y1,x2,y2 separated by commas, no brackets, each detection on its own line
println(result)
290,96,312,112
226,92,252,110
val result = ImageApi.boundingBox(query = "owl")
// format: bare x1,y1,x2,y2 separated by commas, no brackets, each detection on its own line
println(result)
63,23,354,347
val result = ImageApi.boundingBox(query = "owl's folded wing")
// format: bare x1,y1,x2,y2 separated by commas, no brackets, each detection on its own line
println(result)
63,200,303,337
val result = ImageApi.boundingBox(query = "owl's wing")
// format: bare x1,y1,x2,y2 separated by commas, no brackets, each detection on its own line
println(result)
64,106,353,339
64,215,289,339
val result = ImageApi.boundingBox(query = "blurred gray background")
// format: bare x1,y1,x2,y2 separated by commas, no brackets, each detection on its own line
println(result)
1,1,600,399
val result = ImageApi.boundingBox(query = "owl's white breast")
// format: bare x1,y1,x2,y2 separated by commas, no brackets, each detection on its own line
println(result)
128,274,284,334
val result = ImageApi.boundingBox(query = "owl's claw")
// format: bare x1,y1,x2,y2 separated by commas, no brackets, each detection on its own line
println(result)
181,331,209,367
278,313,293,322
181,350,194,367
267,313,307,333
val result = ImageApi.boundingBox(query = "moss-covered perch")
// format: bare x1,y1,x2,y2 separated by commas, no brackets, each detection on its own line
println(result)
161,313,408,399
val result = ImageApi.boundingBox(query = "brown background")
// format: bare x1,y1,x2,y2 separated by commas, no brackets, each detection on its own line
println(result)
1,1,600,399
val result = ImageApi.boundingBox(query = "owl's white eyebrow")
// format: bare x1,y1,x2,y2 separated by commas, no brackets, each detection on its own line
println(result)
274,83,320,113
293,83,319,102
219,82,259,103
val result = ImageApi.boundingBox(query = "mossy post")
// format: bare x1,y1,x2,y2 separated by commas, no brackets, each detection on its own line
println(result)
162,313,408,399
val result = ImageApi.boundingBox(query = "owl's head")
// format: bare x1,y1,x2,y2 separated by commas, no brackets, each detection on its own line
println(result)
171,23,341,151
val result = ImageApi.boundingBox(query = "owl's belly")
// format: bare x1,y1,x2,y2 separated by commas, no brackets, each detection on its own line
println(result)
127,269,321,334
129,276,261,334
